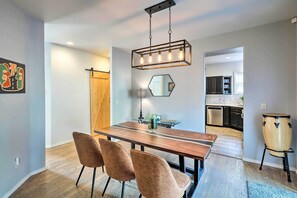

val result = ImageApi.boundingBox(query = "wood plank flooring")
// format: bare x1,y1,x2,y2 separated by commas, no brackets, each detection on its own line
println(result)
206,126,243,159
11,140,297,198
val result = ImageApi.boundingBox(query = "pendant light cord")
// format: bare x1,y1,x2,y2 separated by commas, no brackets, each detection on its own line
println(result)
168,6,172,44
149,12,152,51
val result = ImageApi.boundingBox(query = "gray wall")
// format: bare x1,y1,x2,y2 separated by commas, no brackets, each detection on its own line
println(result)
132,20,297,168
0,0,45,197
45,44,109,148
110,47,132,124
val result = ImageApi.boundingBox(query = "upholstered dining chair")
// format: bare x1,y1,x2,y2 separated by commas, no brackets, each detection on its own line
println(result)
99,139,135,198
73,132,104,198
130,150,191,198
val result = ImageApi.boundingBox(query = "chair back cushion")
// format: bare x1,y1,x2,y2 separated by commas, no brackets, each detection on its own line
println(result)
99,139,135,181
131,150,183,198
73,132,104,167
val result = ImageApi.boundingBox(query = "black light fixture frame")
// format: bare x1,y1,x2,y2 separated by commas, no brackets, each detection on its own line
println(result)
145,0,176,14
131,0,192,70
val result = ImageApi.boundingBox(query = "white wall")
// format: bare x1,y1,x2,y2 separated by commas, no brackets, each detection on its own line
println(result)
110,47,132,125
0,0,45,197
45,44,109,148
132,20,297,168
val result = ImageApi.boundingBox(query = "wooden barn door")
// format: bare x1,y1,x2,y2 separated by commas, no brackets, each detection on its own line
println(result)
90,72,110,137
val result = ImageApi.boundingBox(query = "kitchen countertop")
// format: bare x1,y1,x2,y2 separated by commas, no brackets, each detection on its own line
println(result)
206,103,244,108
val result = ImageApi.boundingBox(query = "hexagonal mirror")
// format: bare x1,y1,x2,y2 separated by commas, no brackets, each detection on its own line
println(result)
148,74,175,97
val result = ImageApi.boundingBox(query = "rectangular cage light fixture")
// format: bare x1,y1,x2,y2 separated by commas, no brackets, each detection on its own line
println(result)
132,39,192,70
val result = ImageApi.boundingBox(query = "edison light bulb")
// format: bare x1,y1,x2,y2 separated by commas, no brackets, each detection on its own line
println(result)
158,51,162,62
148,53,152,63
179,48,184,60
168,50,172,61
140,55,144,65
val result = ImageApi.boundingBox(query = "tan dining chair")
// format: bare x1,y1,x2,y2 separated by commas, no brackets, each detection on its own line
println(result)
73,132,104,198
131,150,191,198
99,138,135,198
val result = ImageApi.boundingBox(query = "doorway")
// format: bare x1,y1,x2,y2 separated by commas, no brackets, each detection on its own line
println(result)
204,47,244,159
90,71,110,138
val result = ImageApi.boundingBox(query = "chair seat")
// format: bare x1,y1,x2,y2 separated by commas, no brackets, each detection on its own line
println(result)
171,169,191,191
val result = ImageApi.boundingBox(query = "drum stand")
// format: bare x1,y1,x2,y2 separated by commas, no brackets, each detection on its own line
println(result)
259,144,294,182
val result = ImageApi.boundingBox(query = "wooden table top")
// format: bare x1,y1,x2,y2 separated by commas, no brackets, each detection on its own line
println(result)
95,122,217,161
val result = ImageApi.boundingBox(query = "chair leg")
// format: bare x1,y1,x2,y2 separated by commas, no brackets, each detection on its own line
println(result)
90,168,96,198
121,181,125,198
259,146,266,170
76,166,85,186
102,177,111,197
139,194,142,198
102,165,105,173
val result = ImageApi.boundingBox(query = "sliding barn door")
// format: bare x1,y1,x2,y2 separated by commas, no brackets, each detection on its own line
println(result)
90,72,110,137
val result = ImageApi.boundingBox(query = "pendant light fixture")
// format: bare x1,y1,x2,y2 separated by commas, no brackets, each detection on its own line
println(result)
131,0,192,70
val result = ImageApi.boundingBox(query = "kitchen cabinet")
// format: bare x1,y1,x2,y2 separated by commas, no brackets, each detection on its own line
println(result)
206,76,231,94
230,107,243,131
206,105,243,131
223,106,230,127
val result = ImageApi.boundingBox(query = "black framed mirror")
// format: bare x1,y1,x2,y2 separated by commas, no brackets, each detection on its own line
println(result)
148,74,175,97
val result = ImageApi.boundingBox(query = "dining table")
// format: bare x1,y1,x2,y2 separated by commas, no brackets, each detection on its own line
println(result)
95,121,217,197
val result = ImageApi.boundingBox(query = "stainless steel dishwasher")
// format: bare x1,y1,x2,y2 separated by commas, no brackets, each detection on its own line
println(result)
207,106,223,126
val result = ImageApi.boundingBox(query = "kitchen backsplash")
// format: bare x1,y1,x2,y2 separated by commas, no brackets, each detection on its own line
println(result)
206,95,243,105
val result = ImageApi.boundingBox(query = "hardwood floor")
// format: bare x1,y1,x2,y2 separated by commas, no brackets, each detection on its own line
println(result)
206,126,243,159
11,141,297,198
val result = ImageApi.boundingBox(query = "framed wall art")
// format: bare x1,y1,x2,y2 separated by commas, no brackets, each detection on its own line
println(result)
0,58,25,94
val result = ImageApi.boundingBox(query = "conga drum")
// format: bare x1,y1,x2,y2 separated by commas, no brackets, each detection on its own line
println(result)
262,113,292,157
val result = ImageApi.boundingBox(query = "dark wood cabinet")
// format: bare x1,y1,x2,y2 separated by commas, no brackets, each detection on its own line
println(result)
223,106,230,127
215,76,223,94
230,107,243,131
206,76,231,94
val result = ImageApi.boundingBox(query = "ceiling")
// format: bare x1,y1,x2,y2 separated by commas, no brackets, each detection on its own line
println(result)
205,52,243,64
205,47,243,64
12,0,297,58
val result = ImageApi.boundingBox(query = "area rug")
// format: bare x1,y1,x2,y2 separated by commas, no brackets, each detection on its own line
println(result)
247,181,297,198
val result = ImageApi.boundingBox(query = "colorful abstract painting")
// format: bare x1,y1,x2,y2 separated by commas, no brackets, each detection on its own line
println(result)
0,58,25,94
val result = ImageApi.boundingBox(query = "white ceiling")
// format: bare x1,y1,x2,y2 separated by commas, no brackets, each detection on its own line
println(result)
205,52,243,64
12,0,297,58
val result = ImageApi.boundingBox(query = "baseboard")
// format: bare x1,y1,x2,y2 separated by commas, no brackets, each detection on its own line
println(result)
243,157,296,172
46,139,73,148
3,167,46,198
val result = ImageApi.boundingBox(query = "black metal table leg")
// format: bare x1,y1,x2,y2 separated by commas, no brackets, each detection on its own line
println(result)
107,136,111,141
259,145,266,170
131,143,135,149
284,153,292,182
141,145,145,151
194,160,199,185
178,156,188,198
188,159,199,197
179,155,185,173
200,160,204,169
